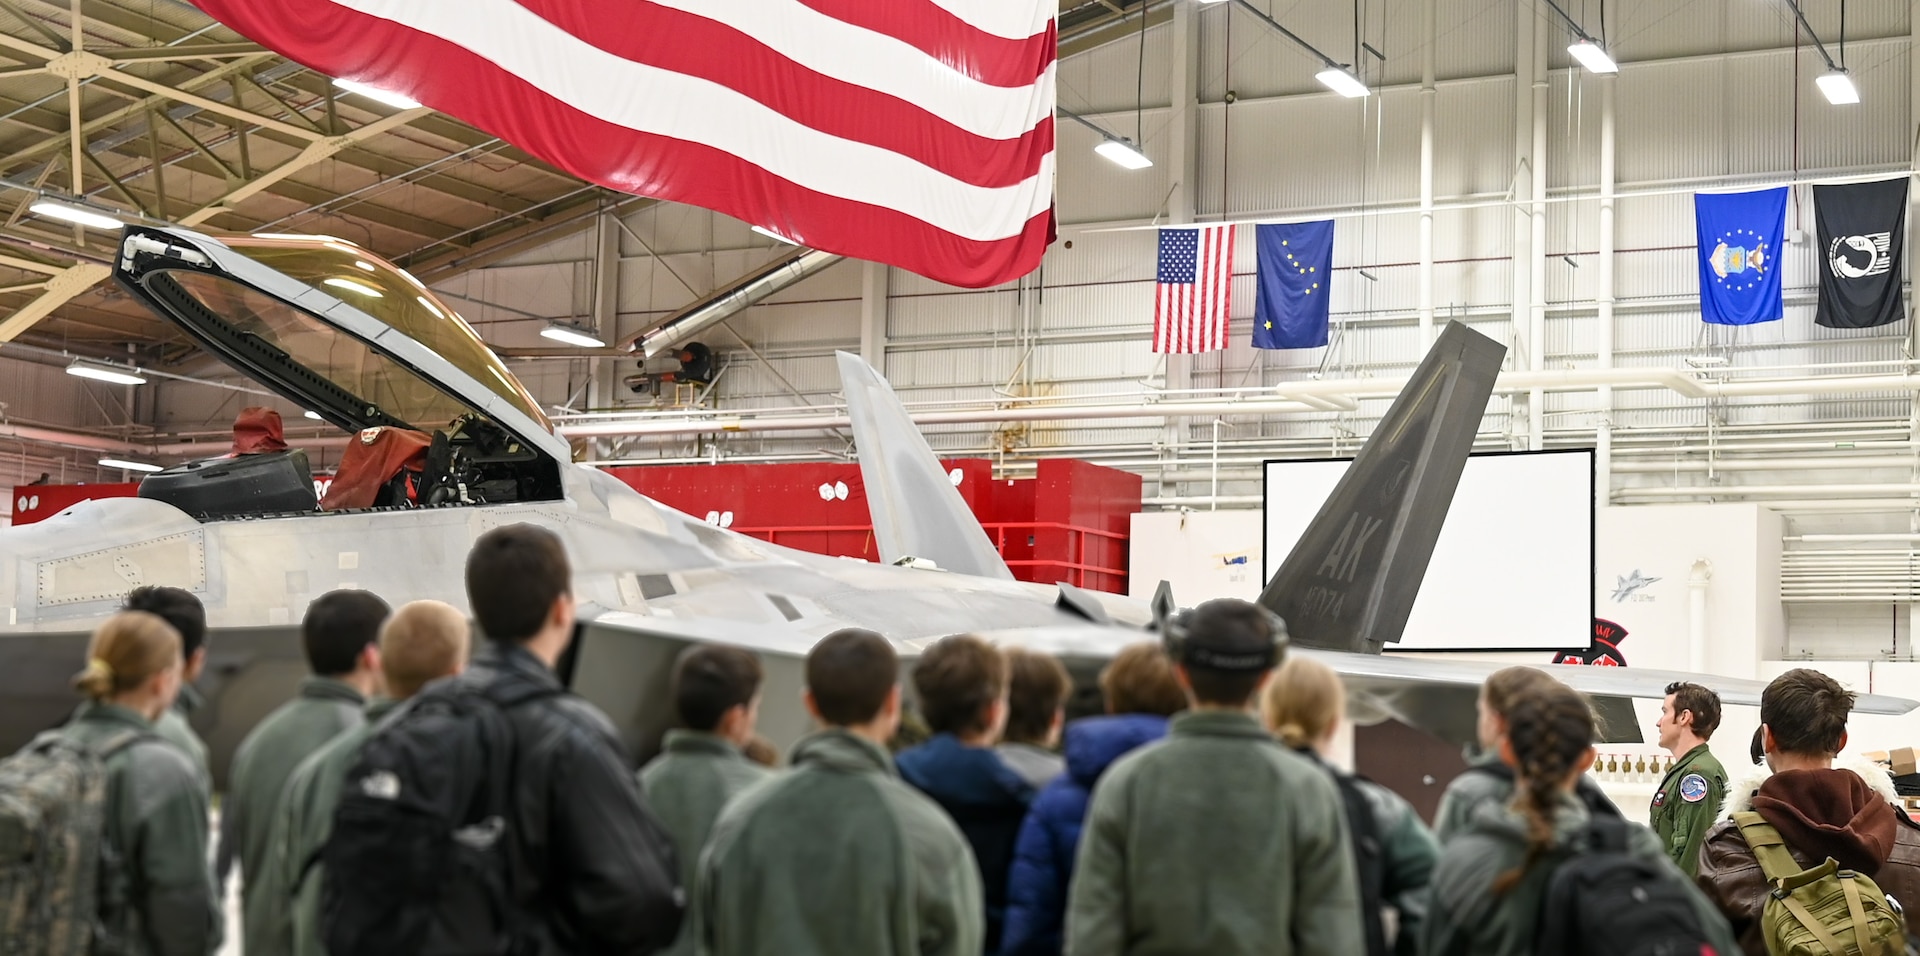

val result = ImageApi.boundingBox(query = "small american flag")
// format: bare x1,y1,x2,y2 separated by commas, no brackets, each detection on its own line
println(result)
1154,225,1236,353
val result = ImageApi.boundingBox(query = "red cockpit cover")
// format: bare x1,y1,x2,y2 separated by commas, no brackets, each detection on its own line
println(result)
232,407,288,455
320,426,431,511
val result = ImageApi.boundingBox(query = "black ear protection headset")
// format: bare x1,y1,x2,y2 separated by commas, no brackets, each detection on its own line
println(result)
1159,601,1290,673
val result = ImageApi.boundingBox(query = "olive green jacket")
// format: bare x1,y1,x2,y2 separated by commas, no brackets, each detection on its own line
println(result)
695,728,982,956
221,676,366,956
639,730,773,956
1065,710,1364,956
151,683,209,797
256,698,398,956
1423,793,1738,956
64,702,222,956
1651,742,1728,876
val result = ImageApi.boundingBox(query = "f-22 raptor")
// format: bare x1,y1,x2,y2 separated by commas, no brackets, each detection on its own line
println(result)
1,224,1911,785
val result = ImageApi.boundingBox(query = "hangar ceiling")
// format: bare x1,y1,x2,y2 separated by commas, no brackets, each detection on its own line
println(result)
0,0,1149,366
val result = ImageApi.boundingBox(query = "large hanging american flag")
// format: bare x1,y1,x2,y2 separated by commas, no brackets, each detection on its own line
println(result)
191,0,1058,289
1154,225,1236,353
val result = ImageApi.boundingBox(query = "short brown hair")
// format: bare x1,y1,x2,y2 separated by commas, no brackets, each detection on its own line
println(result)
1664,681,1722,740
912,635,1009,736
807,629,898,726
465,524,570,643
1003,648,1071,745
1762,668,1855,757
74,611,181,700
303,589,391,676
673,644,764,732
1482,666,1556,719
380,600,470,699
1100,643,1187,717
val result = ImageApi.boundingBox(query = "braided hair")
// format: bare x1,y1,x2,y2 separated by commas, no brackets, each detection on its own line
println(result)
1491,682,1596,895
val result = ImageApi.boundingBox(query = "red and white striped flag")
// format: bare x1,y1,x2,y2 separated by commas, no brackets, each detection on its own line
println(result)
1154,225,1236,353
191,0,1057,290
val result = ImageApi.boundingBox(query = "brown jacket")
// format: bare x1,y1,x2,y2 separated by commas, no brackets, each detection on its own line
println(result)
1694,761,1920,956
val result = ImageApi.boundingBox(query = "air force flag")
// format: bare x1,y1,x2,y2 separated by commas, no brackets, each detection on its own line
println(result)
1254,220,1333,349
1695,187,1787,325
1814,178,1907,329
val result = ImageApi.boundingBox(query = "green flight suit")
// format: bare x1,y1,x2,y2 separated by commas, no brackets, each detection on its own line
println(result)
62,702,223,956
696,728,983,956
151,683,209,797
259,697,398,956
640,730,774,956
220,676,366,956
1650,742,1727,875
1065,710,1364,956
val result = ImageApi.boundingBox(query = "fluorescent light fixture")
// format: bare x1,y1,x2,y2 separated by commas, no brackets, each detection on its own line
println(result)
1817,69,1860,105
1094,139,1153,170
66,359,145,385
332,78,422,110
1315,67,1371,98
539,322,606,348
322,277,383,298
303,410,324,421
31,200,123,230
99,458,163,473
1567,39,1619,74
751,224,798,244
415,295,446,319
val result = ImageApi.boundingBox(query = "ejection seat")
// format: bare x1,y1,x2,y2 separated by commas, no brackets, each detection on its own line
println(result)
137,406,318,519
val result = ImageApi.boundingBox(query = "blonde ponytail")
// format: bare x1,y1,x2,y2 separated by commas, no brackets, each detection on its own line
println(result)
1261,657,1345,752
72,611,180,701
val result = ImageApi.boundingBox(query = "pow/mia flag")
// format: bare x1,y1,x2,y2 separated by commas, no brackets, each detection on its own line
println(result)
1815,177,1907,329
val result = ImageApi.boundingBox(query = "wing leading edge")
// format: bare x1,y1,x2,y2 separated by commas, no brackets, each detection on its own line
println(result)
1261,321,1508,654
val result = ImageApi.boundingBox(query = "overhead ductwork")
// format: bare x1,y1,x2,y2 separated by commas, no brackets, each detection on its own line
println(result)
623,248,843,358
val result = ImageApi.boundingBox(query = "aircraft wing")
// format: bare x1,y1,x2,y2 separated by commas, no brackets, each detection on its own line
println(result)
837,351,1014,580
1308,649,1920,746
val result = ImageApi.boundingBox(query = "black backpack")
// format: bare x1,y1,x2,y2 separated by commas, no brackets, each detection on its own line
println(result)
321,675,557,956
1330,771,1391,956
1534,816,1718,956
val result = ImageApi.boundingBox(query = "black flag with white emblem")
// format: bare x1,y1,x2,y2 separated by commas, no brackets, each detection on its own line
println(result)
1815,177,1907,329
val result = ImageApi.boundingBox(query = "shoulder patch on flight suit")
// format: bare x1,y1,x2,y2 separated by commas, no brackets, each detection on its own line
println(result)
1652,789,1666,808
1679,773,1709,803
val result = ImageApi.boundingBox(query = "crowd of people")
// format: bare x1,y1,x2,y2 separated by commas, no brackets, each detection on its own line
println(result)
8,522,1920,955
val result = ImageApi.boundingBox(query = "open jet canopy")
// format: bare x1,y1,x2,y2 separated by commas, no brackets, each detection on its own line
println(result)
114,225,567,468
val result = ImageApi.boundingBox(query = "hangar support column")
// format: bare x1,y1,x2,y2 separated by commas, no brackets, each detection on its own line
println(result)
1162,0,1200,486
1417,0,1435,349
1510,0,1537,449
1528,4,1549,451
1597,72,1617,506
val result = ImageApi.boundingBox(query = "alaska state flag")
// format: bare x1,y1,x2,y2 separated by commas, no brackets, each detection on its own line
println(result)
1254,220,1333,348
1695,186,1787,325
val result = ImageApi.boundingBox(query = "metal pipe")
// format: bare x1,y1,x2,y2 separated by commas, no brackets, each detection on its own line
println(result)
1615,484,1920,498
557,398,1329,439
1417,0,1435,348
1529,4,1549,450
624,247,844,357
1612,456,1916,472
1688,559,1713,674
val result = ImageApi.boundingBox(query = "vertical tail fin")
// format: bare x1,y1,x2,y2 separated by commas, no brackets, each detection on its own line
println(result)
1260,322,1507,654
835,351,1014,580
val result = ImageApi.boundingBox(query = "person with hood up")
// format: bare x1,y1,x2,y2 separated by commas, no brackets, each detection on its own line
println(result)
1694,668,1920,954
1001,642,1189,956
1423,680,1737,956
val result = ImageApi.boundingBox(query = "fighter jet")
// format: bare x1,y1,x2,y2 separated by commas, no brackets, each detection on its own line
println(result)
0,225,1910,786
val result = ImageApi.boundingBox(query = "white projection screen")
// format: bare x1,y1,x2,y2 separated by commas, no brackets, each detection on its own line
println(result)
1262,449,1594,652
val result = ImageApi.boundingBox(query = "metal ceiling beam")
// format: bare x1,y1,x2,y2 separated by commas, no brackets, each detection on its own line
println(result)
103,42,262,62
401,191,651,279
0,52,273,171
179,105,429,226
0,259,108,341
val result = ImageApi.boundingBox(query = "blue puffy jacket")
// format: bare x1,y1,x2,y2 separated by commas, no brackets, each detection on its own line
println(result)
1000,714,1169,956
897,733,1036,954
